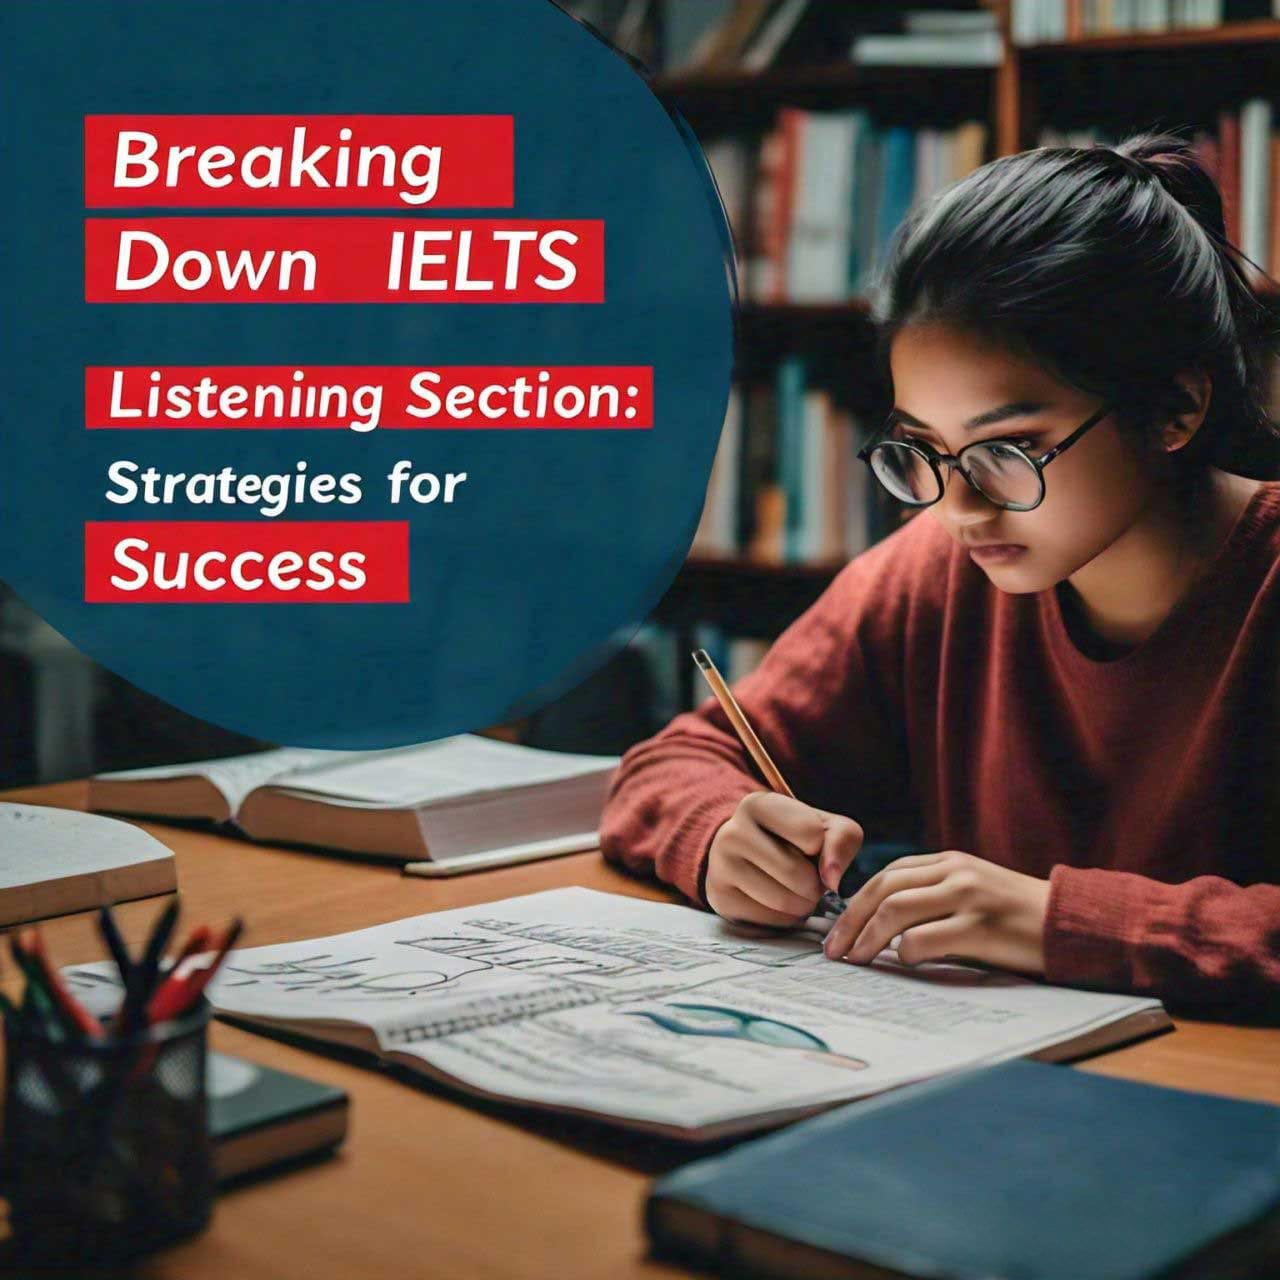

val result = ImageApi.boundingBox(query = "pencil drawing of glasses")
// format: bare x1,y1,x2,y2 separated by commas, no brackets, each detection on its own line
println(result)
624,1003,868,1068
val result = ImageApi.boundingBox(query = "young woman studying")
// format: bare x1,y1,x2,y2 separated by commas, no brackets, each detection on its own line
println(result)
599,132,1280,1015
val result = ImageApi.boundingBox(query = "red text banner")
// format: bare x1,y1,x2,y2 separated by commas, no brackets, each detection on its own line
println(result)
84,219,605,302
84,115,515,209
85,521,410,602
85,366,654,429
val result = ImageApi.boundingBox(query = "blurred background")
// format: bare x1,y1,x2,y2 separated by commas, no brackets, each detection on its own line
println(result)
8,0,1280,786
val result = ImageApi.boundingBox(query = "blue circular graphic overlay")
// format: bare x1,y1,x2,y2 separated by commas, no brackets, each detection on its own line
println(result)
0,0,734,746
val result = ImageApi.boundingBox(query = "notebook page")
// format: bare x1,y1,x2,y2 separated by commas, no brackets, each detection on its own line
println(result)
381,895,1166,1132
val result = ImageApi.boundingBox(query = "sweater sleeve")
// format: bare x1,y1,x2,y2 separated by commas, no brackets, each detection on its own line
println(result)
1044,865,1280,1015
599,552,917,908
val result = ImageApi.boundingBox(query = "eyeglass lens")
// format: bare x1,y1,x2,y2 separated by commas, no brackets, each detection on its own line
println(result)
871,440,1042,509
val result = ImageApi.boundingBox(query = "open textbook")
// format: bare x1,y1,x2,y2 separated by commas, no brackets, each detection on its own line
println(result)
0,803,175,925
87,735,618,869
65,889,1171,1141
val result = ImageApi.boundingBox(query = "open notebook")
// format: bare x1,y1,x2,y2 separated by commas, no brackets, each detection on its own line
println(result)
65,888,1172,1141
87,736,619,871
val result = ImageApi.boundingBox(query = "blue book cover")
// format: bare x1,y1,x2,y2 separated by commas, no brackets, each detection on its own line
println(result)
776,356,807,563
846,110,874,295
648,1058,1280,1280
876,126,917,262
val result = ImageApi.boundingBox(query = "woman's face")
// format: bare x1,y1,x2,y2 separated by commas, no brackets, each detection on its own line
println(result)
887,322,1164,593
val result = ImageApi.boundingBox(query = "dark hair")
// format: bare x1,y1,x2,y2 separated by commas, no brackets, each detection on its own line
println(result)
871,130,1280,477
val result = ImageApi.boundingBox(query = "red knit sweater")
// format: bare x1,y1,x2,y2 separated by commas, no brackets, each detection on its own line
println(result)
600,481,1280,1016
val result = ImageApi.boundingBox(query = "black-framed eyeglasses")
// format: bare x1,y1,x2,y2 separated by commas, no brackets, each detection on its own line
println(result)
856,401,1112,512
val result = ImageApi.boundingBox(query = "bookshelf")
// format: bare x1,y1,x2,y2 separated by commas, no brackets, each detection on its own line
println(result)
1002,13,1280,153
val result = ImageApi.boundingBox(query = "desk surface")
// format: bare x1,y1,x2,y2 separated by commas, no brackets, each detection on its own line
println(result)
5,781,1280,1280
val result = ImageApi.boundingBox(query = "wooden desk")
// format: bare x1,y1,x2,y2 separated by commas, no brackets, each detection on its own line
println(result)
5,781,1280,1279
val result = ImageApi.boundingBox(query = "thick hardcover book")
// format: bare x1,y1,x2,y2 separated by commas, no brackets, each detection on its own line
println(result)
648,1057,1280,1279
88,734,617,869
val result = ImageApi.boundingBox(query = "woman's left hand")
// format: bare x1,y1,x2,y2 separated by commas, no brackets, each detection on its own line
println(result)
822,851,1050,976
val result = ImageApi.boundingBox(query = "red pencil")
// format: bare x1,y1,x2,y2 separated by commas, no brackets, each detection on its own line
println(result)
145,924,213,1024
148,918,242,1025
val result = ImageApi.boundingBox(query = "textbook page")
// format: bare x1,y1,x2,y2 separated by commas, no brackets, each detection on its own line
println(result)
92,747,356,815
265,734,619,809
64,888,1167,1138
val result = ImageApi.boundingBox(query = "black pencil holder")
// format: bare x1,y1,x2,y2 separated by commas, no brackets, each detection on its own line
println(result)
1,998,215,1267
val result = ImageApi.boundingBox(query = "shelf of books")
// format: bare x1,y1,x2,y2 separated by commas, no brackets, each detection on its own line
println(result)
556,0,1280,725
1009,3,1278,49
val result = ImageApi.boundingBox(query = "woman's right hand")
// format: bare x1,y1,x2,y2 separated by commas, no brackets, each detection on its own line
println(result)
705,792,864,928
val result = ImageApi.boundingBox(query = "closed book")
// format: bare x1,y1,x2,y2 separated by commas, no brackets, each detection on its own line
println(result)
773,108,804,301
1269,132,1280,277
1218,107,1240,249
775,356,807,562
915,126,941,204
952,119,988,183
1137,0,1170,30
849,118,881,297
648,1058,1280,1279
818,397,847,561
1240,98,1272,288
692,386,743,556
748,483,786,562
799,388,829,559
738,381,777,552
850,32,1003,66
787,111,858,302
209,1052,349,1183
903,10,998,33
876,127,917,263
749,118,797,301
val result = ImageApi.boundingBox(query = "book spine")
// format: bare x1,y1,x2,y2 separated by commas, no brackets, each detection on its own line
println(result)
691,386,742,556
1240,98,1272,285
1219,106,1241,251
1268,132,1280,279
776,356,806,562
774,109,803,302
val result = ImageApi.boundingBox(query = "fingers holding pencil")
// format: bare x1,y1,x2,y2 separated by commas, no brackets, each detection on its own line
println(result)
742,793,864,894
692,647,868,928
707,794,863,927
